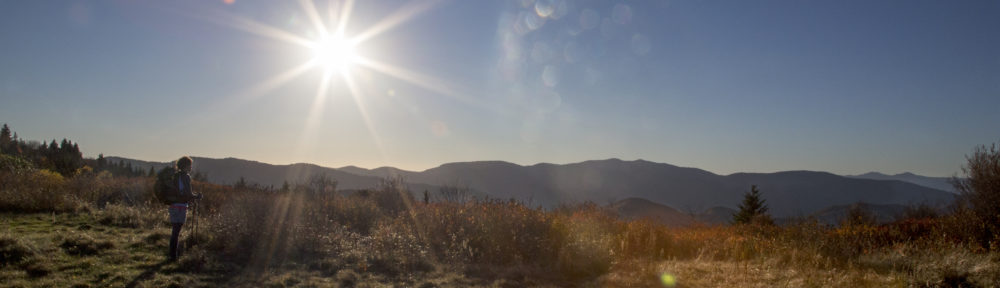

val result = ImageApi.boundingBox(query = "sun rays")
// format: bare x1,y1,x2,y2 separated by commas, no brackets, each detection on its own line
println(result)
190,0,460,268
189,0,460,163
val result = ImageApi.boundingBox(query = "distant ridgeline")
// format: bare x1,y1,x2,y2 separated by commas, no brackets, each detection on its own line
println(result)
1,123,958,220
105,157,957,219
0,123,146,178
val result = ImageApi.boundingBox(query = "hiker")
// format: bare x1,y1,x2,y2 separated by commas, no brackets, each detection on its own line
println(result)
168,156,203,261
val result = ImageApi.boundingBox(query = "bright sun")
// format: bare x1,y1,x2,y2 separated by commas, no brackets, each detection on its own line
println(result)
211,0,456,161
310,34,358,73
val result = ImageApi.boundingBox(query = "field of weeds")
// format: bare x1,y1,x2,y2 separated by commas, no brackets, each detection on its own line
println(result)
2,170,999,287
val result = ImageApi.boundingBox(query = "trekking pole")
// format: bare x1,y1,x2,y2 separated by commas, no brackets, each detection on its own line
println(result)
192,199,198,244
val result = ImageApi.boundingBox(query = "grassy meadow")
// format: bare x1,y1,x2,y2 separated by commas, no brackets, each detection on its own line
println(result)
1,168,999,287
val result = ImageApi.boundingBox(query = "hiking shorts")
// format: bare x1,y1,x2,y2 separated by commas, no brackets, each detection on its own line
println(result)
168,204,188,224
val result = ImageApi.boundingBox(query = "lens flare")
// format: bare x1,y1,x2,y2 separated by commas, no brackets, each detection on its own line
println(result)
660,273,677,287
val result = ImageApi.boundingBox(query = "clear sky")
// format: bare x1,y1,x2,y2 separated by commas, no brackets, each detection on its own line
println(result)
1,0,997,177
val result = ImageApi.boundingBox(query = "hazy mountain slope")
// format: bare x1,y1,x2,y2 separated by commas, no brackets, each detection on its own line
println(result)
696,206,737,225
415,161,555,205
723,171,954,217
610,198,698,227
107,156,435,192
107,157,955,217
409,160,955,217
538,159,730,210
336,165,371,177
849,172,956,193
187,158,381,189
338,166,421,180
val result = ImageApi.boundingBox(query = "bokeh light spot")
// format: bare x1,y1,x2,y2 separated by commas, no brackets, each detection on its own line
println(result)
660,273,677,287
631,33,651,56
612,4,633,25
535,0,555,18
524,12,546,30
550,0,569,20
430,120,450,136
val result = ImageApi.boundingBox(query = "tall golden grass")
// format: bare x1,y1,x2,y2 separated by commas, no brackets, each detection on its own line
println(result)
1,168,998,284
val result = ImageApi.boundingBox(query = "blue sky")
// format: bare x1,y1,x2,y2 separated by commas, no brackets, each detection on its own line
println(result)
1,0,997,177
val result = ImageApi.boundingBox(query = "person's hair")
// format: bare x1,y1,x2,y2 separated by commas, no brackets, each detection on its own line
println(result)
176,156,193,171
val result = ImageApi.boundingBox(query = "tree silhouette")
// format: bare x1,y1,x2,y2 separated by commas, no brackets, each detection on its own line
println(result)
952,141,1000,249
97,154,107,169
732,185,773,225
0,124,11,154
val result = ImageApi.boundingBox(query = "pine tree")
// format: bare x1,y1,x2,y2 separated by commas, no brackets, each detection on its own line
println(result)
0,124,11,154
97,154,107,169
733,185,773,225
236,176,248,189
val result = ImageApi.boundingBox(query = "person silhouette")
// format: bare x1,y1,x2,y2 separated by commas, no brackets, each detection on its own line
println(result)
168,156,202,261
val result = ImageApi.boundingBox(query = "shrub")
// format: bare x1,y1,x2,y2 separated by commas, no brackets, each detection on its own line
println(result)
0,233,37,266
367,224,433,276
326,195,383,234
411,200,556,265
551,209,615,280
59,232,114,256
0,169,77,213
898,203,939,221
202,189,278,264
335,269,359,288
613,219,673,260
22,260,53,277
841,203,878,227
0,154,34,175
952,141,1000,250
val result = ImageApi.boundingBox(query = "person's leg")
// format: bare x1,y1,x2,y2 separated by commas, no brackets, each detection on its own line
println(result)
169,223,183,260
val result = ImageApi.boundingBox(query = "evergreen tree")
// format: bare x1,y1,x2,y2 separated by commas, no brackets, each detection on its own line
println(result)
0,124,11,154
97,154,107,169
733,185,773,225
236,176,248,189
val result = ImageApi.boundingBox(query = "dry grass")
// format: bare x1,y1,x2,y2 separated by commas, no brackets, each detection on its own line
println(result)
2,171,999,287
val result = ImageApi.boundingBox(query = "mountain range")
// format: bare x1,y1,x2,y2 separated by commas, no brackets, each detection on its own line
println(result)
848,172,956,193
107,156,955,219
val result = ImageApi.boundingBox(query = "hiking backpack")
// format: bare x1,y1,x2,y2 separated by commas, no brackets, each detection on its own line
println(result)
154,167,183,205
